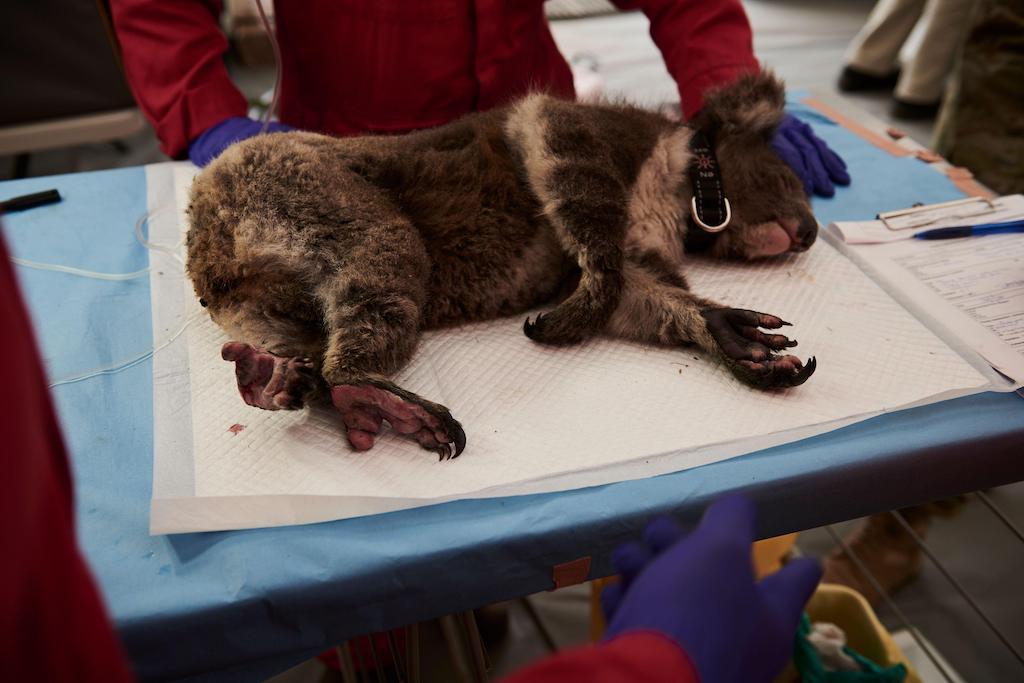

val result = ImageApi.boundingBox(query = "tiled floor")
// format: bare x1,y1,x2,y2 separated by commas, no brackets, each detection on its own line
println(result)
10,2,1021,681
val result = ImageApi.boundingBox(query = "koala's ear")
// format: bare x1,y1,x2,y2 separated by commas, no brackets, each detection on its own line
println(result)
695,70,786,138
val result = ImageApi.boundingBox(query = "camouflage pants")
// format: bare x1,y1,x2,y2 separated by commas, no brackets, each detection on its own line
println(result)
934,0,1024,194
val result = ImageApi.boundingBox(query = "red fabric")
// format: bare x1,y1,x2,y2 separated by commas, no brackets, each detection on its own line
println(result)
501,632,700,683
109,0,759,158
0,233,134,681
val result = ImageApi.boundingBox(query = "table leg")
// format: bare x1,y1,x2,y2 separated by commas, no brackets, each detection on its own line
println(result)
407,623,421,683
335,643,358,683
440,614,475,682
460,610,490,680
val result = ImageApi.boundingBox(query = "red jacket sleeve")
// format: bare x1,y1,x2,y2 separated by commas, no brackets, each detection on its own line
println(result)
0,232,135,682
612,0,760,118
500,632,700,683
109,0,249,158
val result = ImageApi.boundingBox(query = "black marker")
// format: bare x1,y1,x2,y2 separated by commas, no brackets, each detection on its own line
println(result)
0,188,62,213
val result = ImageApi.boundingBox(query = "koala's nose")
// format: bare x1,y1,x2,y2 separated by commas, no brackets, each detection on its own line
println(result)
796,216,818,250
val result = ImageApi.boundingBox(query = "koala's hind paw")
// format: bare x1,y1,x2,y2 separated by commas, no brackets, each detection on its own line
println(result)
523,312,589,346
222,342,319,409
331,381,466,460
700,308,817,389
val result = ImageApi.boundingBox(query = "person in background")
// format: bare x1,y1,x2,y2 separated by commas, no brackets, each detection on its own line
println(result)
107,0,849,198
829,1,1021,605
0,230,819,680
934,0,1024,195
838,0,977,120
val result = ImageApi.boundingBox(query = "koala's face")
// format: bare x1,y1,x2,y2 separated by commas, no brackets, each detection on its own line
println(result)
692,138,817,260
683,72,818,261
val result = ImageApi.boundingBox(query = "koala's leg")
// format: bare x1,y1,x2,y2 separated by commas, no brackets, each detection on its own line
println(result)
608,263,816,389
511,105,628,345
315,213,466,460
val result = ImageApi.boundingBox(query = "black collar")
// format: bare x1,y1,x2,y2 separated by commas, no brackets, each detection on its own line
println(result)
687,129,731,233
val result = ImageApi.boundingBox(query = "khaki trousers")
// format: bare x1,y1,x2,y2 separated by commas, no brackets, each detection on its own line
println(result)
846,0,978,103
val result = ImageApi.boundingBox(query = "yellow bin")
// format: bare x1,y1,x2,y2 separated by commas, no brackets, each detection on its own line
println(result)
775,583,921,683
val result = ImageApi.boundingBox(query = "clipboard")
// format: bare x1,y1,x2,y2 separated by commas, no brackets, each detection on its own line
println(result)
878,196,998,232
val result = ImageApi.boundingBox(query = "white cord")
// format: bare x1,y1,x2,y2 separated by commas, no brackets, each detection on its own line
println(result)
48,313,200,388
255,0,283,132
11,257,149,281
7,207,199,387
9,208,184,278
135,209,185,266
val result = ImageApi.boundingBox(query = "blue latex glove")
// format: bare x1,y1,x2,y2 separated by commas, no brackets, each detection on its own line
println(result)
188,116,293,167
771,113,850,198
602,496,822,683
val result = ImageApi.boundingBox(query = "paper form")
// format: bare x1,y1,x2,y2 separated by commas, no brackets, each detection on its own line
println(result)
833,229,1024,383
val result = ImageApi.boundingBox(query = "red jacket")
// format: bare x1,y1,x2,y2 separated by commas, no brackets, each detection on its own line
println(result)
502,632,700,682
0,234,134,683
109,0,759,158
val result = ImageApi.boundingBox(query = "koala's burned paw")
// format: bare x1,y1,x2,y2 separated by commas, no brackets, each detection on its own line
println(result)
330,381,466,460
700,308,817,389
221,342,319,410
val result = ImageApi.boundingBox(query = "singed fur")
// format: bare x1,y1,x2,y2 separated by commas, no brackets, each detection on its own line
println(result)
187,72,819,455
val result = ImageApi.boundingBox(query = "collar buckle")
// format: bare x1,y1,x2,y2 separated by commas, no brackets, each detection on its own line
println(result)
690,196,731,233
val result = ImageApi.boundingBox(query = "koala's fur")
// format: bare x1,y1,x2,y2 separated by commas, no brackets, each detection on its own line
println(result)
187,72,818,458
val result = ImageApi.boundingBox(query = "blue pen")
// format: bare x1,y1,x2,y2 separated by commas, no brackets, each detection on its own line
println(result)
914,218,1024,240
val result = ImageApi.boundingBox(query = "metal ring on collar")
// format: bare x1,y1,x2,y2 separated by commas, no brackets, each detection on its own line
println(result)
690,196,731,233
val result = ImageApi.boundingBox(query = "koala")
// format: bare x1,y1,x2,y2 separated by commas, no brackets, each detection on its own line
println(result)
187,72,818,460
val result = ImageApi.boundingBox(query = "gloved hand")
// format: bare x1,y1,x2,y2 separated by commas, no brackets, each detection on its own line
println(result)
771,114,850,198
602,496,822,683
188,116,293,167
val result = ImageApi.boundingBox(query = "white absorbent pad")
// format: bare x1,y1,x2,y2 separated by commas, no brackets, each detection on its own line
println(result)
147,162,996,534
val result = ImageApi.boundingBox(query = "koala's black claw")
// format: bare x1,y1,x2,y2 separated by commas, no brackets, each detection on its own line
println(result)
435,412,467,459
523,314,545,340
429,415,465,460
789,356,817,386
450,420,467,458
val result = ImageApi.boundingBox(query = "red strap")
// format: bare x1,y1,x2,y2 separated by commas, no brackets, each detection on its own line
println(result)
552,557,592,590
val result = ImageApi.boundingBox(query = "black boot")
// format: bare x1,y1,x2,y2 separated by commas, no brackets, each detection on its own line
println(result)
838,65,900,92
891,97,942,120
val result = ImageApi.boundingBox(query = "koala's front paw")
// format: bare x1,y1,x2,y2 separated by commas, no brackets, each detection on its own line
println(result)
700,308,816,389
222,342,319,409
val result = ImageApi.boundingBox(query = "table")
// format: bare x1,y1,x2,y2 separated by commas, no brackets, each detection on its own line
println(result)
3,100,1022,682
